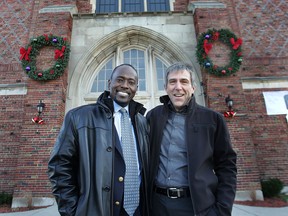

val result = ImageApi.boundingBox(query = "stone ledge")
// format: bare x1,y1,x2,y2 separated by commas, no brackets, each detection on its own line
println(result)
235,190,264,201
39,5,78,15
11,197,55,208
73,11,192,19
188,1,226,13
0,83,27,95
241,76,288,89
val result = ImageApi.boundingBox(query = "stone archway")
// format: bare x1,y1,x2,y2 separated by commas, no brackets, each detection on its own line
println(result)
67,25,204,111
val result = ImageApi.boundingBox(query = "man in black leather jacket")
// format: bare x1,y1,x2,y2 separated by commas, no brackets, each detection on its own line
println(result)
147,62,237,216
48,64,149,216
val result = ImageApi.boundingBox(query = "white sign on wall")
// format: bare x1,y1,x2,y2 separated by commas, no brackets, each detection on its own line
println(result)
262,91,288,115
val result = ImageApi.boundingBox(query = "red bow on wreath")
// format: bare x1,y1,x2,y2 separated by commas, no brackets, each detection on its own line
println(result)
230,38,242,50
54,46,66,59
203,39,213,54
32,116,44,124
224,110,237,118
212,32,219,41
20,46,32,61
43,34,49,41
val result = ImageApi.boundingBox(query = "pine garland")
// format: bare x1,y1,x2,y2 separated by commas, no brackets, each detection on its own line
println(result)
20,34,70,81
196,29,243,76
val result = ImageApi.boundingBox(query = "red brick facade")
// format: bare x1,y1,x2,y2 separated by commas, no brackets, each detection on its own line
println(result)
0,0,74,202
0,0,287,206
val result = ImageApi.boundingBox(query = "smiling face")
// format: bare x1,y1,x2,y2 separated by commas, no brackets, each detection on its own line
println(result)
108,65,138,107
165,69,195,111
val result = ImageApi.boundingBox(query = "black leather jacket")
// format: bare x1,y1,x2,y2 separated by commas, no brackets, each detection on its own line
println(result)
147,95,237,216
48,91,149,216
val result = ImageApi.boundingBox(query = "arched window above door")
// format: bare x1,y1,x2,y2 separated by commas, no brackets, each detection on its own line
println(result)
91,58,113,93
155,57,168,91
90,47,168,99
123,49,146,91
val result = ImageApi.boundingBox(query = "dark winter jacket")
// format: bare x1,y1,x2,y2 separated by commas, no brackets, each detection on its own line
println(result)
146,95,237,216
48,91,149,216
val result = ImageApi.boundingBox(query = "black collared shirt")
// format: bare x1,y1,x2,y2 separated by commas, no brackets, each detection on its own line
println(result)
155,109,189,188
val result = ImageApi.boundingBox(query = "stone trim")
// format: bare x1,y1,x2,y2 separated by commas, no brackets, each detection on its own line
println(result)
11,197,55,208
241,76,288,89
0,83,27,95
188,1,226,14
39,5,78,15
235,190,264,201
73,11,192,19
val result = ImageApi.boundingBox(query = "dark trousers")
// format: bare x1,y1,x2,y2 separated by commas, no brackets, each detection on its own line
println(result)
151,192,194,216
151,192,219,216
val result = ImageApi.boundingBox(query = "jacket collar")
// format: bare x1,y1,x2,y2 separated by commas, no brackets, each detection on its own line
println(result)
97,91,146,116
159,94,196,114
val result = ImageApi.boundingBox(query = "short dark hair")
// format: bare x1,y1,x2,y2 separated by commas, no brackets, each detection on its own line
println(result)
110,63,138,80
165,62,195,87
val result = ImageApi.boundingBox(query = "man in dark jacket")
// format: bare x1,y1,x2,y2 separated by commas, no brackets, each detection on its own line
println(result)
48,64,149,216
146,62,237,216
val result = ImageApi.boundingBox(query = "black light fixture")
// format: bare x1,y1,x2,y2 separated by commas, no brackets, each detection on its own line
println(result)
225,95,233,110
32,100,45,124
224,95,236,118
37,100,45,115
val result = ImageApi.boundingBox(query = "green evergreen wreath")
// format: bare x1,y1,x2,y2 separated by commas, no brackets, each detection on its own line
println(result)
20,34,70,81
196,28,243,76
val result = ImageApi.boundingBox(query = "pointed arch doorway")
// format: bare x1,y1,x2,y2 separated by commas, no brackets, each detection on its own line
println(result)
67,26,204,112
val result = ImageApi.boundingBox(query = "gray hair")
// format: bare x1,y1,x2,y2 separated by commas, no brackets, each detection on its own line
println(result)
165,62,196,87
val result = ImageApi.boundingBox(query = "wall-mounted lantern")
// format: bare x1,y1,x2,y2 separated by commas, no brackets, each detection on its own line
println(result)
224,95,236,118
32,100,45,124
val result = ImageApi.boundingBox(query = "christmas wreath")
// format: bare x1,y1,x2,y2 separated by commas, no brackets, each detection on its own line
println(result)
196,29,243,76
20,34,70,81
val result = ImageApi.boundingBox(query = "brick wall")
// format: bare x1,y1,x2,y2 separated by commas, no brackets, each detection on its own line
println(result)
174,0,190,11
77,0,92,13
245,88,288,180
233,0,288,186
192,3,259,192
192,0,288,191
0,0,33,194
13,0,73,198
0,74,25,193
0,0,74,203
